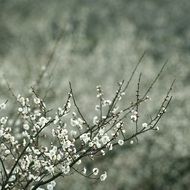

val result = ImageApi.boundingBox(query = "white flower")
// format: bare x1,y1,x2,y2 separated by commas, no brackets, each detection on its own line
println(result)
99,128,105,136
4,133,11,140
38,117,48,127
45,146,57,160
109,143,113,151
112,107,119,114
23,123,30,130
130,140,134,145
70,130,77,136
78,118,84,125
76,159,82,165
97,93,102,98
33,160,41,170
23,139,26,146
162,107,166,113
62,165,70,174
103,99,111,106
54,115,59,124
131,110,138,115
93,168,99,175
101,150,105,156
131,115,137,122
34,97,40,104
142,123,148,128
67,101,71,109
118,139,124,146
89,142,93,147
96,142,102,148
9,175,16,182
70,118,78,126
22,107,29,115
22,131,30,138
93,116,99,125
101,135,110,145
83,167,87,174
0,117,8,125
58,107,64,115
17,96,25,106
57,154,61,161
92,137,101,148
100,171,107,181
4,149,10,155
45,165,54,175
62,129,68,135
18,107,23,112
95,105,100,111
146,95,151,100
155,126,159,131
0,103,6,110
34,109,41,117
50,181,56,187
32,148,41,155
62,139,72,150
80,133,91,144
47,184,54,190
116,122,122,129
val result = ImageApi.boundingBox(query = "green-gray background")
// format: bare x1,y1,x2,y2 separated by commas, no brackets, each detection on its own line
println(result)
0,0,189,189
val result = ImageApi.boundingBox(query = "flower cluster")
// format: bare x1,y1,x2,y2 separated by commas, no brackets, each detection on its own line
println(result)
0,63,174,190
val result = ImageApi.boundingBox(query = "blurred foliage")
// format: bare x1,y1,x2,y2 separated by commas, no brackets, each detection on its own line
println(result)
0,0,190,189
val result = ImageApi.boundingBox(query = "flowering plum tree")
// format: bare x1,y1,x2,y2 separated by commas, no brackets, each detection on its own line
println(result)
0,58,174,190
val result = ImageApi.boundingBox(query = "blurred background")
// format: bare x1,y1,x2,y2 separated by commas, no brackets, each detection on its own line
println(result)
0,0,190,189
